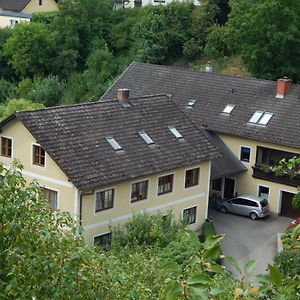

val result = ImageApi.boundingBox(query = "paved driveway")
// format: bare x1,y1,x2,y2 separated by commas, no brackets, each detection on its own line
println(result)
208,208,292,278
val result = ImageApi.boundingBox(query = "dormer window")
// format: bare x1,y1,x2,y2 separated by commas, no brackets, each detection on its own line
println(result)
139,131,154,145
187,99,196,108
249,111,273,125
169,127,183,139
222,104,235,115
106,137,122,151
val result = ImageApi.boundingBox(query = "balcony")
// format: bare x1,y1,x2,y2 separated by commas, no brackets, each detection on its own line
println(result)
252,165,300,187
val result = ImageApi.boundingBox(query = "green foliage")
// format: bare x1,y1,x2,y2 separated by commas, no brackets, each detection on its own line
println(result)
0,162,106,299
0,28,15,80
226,0,300,80
0,79,15,103
293,191,300,210
4,23,56,78
0,98,44,120
281,223,300,251
28,76,65,107
204,24,231,60
274,250,300,279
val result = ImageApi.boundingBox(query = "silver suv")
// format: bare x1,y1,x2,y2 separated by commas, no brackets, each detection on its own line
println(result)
217,195,270,220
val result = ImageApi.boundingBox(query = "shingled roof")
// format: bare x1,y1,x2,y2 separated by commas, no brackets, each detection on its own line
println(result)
103,62,300,149
0,0,31,12
3,94,220,191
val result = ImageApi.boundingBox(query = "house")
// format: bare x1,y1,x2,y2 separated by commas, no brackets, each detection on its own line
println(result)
102,62,300,219
0,0,58,14
0,0,58,27
0,91,229,245
0,9,31,27
114,0,200,9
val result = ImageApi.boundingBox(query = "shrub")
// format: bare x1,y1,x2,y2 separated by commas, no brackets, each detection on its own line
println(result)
292,191,300,210
0,79,15,103
274,250,300,278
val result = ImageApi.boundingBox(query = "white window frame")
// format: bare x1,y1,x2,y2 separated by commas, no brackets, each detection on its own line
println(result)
157,172,175,197
0,135,13,160
257,184,270,201
183,166,201,190
129,178,150,205
239,145,252,163
44,186,59,210
182,205,198,225
94,186,116,215
31,143,47,169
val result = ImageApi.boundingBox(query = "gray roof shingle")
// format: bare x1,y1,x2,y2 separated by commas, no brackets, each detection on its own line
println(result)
8,94,219,191
0,0,31,12
208,131,247,179
103,62,300,149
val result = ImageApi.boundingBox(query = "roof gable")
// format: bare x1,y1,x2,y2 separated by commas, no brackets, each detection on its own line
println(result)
103,62,300,149
10,94,219,191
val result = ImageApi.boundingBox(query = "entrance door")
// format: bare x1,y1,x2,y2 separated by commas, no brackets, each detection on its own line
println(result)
224,178,235,199
280,191,299,218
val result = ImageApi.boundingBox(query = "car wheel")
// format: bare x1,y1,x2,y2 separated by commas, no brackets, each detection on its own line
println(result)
250,212,258,220
220,206,228,213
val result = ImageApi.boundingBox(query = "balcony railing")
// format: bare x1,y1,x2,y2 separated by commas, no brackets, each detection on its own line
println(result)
252,165,300,187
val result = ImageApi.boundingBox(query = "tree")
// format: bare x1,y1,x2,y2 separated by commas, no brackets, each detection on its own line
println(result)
1,98,44,120
226,0,300,81
4,23,56,78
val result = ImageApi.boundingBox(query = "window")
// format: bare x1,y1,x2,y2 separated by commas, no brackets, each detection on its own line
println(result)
106,137,122,151
9,20,18,28
33,145,45,166
240,147,251,162
248,111,273,125
258,186,269,200
131,180,148,202
222,104,235,115
95,189,114,212
185,167,200,188
183,206,197,225
44,188,58,210
139,131,154,145
39,0,43,6
94,232,111,247
1,137,12,158
169,127,183,139
158,174,173,195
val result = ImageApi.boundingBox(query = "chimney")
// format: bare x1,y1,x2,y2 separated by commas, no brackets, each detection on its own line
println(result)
205,62,213,73
117,88,130,103
276,77,291,99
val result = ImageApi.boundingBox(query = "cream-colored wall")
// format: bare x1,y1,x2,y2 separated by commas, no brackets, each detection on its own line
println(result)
0,119,77,216
218,133,300,213
0,15,30,28
82,161,211,245
22,0,58,13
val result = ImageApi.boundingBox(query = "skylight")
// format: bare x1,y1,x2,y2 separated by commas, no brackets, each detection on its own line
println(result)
187,99,196,108
258,112,273,125
139,131,154,145
106,137,122,151
169,127,183,139
222,104,235,115
248,111,273,125
249,111,264,124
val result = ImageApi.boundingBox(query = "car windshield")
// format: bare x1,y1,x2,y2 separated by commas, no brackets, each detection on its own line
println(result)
260,199,268,207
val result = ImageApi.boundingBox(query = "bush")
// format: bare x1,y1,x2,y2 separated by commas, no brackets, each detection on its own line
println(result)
274,250,300,278
111,211,186,250
0,79,15,103
292,191,300,210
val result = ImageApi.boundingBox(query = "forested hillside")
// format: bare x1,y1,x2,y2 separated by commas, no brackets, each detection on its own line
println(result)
0,0,299,119
0,0,229,117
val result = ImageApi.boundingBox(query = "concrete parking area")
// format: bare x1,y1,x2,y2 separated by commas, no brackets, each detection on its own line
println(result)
208,208,292,278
